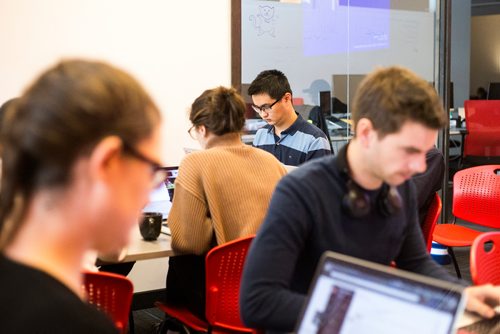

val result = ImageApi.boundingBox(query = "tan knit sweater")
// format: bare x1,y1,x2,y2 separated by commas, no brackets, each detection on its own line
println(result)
168,145,287,255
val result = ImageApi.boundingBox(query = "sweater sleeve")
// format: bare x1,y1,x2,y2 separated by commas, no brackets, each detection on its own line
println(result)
168,169,213,256
240,178,310,332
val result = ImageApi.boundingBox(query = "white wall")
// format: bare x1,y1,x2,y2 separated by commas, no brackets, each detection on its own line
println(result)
0,0,232,166
0,0,232,292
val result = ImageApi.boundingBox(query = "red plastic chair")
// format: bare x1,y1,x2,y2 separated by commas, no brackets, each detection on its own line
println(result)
461,100,500,167
433,165,500,278
156,235,259,333
470,232,500,285
421,192,442,253
83,271,134,334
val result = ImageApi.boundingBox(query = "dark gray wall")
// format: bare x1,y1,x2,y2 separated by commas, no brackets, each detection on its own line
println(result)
451,0,471,108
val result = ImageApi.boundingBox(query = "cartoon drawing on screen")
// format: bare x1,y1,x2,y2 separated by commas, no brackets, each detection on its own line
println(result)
249,5,276,37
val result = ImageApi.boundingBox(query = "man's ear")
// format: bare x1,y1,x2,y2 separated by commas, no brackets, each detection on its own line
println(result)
88,136,123,181
283,92,293,104
355,118,376,147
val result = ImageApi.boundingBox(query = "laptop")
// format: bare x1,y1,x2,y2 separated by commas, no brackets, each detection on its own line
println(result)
142,166,179,220
295,252,466,334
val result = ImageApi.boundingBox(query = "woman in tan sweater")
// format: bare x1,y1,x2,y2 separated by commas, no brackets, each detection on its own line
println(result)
165,86,287,322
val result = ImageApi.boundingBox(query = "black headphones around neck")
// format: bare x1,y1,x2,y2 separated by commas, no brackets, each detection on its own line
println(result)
337,145,402,218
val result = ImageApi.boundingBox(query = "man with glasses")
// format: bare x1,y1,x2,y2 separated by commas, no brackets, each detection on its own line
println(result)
248,69,331,166
240,66,500,333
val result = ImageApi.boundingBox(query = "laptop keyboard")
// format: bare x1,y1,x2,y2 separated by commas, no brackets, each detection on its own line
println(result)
459,314,500,334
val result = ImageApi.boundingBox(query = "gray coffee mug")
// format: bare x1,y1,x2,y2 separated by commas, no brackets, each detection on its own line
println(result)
139,212,162,241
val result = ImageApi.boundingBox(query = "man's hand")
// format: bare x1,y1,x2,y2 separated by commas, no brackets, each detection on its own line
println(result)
465,285,500,318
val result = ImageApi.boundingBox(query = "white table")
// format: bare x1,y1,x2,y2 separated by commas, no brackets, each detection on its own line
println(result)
122,227,174,262
119,199,175,262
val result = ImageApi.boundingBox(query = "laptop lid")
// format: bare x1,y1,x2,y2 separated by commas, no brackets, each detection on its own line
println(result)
296,252,466,334
142,166,178,219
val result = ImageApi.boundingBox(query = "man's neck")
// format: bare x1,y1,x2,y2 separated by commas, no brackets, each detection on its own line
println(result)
346,139,383,190
274,109,298,136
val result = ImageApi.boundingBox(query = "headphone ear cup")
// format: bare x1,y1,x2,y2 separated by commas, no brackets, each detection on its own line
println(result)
378,186,403,217
342,180,371,218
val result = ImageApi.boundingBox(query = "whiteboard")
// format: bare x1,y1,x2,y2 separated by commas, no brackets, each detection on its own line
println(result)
242,0,436,106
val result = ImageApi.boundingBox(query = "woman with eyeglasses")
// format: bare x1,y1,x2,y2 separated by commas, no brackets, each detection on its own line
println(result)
0,59,163,333
164,86,287,323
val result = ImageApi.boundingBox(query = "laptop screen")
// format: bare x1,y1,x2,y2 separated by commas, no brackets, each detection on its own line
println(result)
296,252,465,334
142,166,179,219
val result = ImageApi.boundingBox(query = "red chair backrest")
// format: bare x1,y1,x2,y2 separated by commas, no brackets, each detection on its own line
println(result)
205,235,255,333
421,192,442,253
452,165,500,228
83,271,134,333
463,100,500,157
470,232,500,285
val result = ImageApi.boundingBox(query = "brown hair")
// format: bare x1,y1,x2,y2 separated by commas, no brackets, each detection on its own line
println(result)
190,86,245,135
0,59,161,249
351,66,447,137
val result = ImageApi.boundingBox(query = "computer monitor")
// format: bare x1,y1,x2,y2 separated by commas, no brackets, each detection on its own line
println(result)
488,82,500,100
319,91,331,115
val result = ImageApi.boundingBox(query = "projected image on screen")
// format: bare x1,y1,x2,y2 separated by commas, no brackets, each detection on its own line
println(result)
302,0,389,56
242,0,435,106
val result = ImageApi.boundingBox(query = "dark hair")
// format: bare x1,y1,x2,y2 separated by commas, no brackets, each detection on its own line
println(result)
190,86,245,135
352,66,447,137
247,69,292,100
0,98,18,132
0,59,160,248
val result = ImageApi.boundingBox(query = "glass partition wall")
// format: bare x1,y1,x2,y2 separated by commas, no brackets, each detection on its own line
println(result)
232,0,451,223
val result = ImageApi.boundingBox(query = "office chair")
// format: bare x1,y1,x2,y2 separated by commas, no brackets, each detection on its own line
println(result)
156,235,260,333
433,165,500,278
421,192,442,253
83,271,134,334
470,232,500,285
460,100,500,168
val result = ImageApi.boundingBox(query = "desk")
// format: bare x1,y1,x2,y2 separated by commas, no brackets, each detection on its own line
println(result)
450,126,467,136
123,228,174,262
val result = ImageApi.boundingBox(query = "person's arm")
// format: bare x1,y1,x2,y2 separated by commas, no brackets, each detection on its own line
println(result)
396,188,500,319
168,178,213,256
395,213,459,282
394,184,458,282
305,136,332,161
240,179,310,332
252,128,265,148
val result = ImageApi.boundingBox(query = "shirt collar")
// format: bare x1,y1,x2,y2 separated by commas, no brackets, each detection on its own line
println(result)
267,112,304,136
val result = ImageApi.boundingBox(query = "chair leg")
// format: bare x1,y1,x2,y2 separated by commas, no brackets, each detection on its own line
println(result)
128,311,135,334
448,247,462,279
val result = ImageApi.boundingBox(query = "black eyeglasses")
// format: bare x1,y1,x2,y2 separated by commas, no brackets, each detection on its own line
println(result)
251,94,285,115
188,125,198,140
122,143,168,188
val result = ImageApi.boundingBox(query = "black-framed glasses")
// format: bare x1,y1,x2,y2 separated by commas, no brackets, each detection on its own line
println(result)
122,143,168,188
251,94,285,115
188,125,198,140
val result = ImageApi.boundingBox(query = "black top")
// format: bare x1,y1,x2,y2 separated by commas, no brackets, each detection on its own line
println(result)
240,146,457,333
412,147,445,227
0,255,118,334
